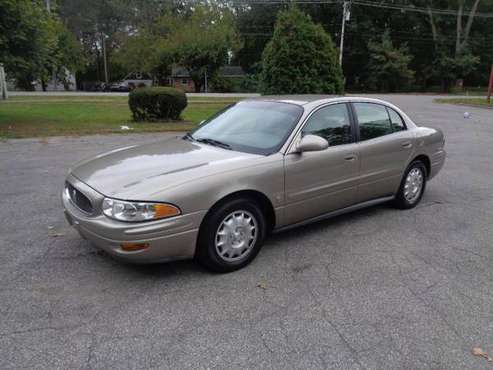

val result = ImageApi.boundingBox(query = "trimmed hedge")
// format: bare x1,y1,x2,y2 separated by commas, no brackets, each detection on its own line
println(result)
128,87,187,121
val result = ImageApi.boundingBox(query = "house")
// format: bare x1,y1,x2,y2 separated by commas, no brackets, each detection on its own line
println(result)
169,66,246,92
169,67,196,92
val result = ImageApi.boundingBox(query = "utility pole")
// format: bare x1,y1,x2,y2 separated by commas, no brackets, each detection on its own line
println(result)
45,0,58,90
102,34,109,84
204,70,208,93
0,64,8,100
339,0,351,67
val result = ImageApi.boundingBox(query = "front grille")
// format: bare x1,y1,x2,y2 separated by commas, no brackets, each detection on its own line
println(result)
66,182,94,214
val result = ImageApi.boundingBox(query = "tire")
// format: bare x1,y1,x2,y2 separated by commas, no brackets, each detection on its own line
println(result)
196,198,267,273
394,160,427,209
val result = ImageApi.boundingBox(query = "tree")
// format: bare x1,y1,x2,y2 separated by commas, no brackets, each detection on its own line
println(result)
0,0,56,90
170,5,240,92
233,2,280,73
432,49,479,91
260,7,343,95
118,4,240,92
0,0,85,90
58,0,135,83
51,22,86,90
425,0,488,89
116,28,173,83
367,30,415,92
116,4,180,84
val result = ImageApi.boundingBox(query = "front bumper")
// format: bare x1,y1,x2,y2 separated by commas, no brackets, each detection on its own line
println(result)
62,175,206,263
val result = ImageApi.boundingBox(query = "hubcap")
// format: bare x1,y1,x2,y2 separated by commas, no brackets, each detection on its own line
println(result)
404,167,424,203
215,210,258,262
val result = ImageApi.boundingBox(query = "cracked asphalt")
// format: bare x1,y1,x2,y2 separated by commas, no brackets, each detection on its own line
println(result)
1,95,492,369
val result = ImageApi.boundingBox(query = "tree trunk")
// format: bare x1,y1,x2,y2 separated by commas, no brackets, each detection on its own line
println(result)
455,1,464,57
427,6,438,43
191,74,203,93
454,0,481,86
460,0,481,54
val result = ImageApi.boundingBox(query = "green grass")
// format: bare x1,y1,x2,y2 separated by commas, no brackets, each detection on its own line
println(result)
434,97,493,108
0,96,242,138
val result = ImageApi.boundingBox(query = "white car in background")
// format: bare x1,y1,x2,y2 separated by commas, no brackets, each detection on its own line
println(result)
106,72,153,92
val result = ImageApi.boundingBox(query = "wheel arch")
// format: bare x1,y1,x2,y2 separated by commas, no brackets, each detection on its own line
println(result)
410,154,431,177
199,189,277,234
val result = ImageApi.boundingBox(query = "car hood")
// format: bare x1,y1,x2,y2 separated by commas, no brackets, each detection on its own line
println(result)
71,136,261,200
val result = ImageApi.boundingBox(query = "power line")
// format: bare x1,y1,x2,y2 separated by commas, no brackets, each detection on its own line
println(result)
353,0,493,18
230,0,493,18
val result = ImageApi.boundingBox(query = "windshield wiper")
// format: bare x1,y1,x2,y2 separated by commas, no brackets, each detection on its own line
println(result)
183,132,195,141
196,138,232,150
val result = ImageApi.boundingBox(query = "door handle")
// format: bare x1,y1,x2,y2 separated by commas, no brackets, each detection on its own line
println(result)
344,154,357,161
401,141,413,148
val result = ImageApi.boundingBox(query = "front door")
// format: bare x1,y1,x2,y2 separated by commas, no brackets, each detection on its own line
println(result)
283,103,360,226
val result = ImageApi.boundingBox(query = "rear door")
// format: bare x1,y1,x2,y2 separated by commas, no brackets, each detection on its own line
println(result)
351,102,415,202
283,103,360,226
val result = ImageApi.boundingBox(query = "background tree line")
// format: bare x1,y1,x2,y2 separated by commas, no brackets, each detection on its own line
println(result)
1,0,492,92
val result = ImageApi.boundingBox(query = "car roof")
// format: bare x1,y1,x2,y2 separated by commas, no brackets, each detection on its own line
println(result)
247,95,396,107
244,95,417,131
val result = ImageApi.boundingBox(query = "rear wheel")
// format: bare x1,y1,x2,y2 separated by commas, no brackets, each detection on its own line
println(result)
394,160,427,209
196,198,266,273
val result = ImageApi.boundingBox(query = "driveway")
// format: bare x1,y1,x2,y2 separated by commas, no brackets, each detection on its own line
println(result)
1,95,492,369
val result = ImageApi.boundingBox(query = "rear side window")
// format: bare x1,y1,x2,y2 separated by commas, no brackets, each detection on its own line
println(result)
387,107,406,132
354,103,392,141
302,103,352,146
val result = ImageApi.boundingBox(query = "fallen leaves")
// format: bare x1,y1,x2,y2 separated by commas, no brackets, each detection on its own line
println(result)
472,347,493,363
256,283,268,290
48,225,64,238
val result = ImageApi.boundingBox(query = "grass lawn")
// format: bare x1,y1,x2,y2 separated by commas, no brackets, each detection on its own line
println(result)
434,97,493,108
0,96,243,138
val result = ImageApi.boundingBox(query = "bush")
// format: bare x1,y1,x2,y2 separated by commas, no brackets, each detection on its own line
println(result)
260,7,344,95
128,87,187,121
210,75,234,92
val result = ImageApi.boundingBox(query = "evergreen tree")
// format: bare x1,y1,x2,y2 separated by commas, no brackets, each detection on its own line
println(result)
260,7,344,95
367,30,415,92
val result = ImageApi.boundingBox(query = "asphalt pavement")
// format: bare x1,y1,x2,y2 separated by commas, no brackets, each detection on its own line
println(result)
1,95,492,369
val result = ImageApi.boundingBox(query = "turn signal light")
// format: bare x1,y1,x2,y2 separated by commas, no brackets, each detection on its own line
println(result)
154,204,181,219
120,242,149,252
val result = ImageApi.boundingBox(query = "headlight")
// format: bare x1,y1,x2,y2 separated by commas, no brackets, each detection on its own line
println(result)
102,198,181,222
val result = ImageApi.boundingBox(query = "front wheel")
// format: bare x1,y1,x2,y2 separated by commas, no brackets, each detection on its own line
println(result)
196,198,267,273
394,161,427,209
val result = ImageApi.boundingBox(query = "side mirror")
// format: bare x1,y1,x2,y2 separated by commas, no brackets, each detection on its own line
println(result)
296,134,329,153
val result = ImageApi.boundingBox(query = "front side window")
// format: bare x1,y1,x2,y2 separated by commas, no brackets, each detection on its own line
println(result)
302,103,352,146
354,103,392,141
387,107,406,132
191,101,303,155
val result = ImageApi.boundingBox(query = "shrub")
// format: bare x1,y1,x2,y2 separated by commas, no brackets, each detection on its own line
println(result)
128,87,187,121
210,75,234,92
260,7,344,95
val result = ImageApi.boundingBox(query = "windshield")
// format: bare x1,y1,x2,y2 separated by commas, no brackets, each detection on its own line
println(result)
189,101,303,155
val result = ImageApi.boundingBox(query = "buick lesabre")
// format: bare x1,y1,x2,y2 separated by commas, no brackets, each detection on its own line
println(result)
63,96,445,272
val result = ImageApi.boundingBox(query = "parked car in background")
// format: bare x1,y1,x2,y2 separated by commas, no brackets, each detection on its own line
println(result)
105,72,153,92
63,96,446,272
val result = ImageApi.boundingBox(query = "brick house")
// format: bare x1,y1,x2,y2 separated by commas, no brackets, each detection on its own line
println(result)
169,67,196,92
